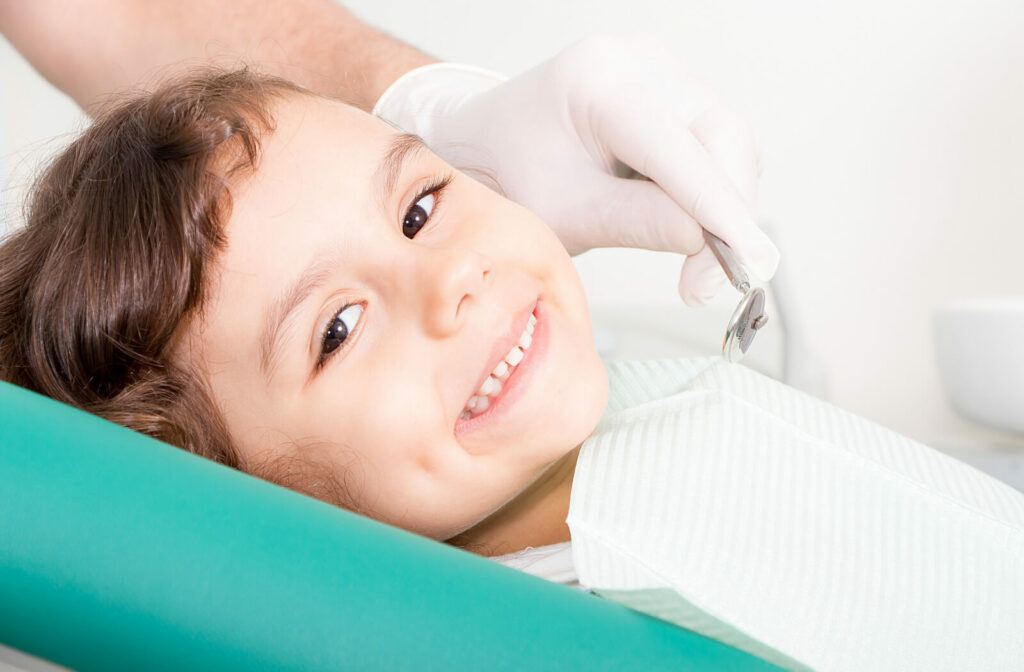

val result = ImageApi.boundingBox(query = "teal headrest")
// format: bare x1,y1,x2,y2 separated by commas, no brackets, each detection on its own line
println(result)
0,380,780,671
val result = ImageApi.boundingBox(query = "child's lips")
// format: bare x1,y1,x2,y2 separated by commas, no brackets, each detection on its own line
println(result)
458,298,538,417
454,299,546,436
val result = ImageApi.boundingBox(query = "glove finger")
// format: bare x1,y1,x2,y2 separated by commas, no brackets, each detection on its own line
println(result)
677,245,732,307
689,102,759,212
583,175,706,253
597,92,778,281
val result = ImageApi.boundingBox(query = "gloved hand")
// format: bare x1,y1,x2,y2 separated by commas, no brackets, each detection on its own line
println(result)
373,33,779,307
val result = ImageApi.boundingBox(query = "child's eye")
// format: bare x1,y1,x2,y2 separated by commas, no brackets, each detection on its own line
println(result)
403,174,452,238
403,193,433,238
317,303,364,369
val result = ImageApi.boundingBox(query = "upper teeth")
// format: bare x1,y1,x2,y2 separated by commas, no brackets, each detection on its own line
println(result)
460,311,537,419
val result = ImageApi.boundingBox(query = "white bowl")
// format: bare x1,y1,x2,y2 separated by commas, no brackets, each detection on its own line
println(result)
932,298,1024,434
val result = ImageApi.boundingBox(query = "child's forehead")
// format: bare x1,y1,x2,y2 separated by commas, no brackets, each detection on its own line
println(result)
269,94,389,154
254,96,432,211
231,95,392,207
219,98,426,279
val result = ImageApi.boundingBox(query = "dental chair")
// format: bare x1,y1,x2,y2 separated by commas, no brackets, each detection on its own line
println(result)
0,380,782,671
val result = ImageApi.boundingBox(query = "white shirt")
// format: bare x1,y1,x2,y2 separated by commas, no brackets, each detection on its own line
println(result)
493,357,1024,672
488,541,583,589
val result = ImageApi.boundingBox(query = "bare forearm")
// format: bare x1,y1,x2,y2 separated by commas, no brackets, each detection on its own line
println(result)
0,0,437,114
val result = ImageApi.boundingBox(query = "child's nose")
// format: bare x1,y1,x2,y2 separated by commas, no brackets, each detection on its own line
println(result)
418,245,490,337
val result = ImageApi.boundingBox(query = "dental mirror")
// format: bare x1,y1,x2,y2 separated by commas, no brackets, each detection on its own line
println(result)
703,230,769,363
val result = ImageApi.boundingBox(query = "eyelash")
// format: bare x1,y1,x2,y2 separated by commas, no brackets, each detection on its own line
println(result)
313,173,454,372
405,173,453,237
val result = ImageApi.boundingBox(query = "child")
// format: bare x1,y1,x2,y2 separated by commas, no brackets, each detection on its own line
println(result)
1,70,1021,672
0,68,607,558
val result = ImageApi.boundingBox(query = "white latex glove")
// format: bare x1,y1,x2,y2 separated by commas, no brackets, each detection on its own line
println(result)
373,33,779,307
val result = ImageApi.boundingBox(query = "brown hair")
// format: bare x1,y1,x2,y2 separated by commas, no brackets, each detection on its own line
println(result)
0,69,357,509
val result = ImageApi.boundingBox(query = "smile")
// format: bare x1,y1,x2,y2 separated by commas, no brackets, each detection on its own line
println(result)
459,309,537,420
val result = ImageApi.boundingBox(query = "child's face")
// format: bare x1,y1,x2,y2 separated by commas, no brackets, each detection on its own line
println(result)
176,94,608,541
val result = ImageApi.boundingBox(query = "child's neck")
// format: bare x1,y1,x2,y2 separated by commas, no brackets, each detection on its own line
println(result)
446,445,580,557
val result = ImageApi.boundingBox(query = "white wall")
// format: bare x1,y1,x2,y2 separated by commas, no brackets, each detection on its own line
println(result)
3,0,1023,448
0,36,86,233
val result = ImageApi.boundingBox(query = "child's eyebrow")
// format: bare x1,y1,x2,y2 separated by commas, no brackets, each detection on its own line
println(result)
375,133,429,212
258,132,429,382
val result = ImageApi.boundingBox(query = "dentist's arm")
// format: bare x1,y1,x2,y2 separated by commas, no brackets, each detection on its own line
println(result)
0,0,436,114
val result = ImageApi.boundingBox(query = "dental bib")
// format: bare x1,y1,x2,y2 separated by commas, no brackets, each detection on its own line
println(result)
566,358,1024,672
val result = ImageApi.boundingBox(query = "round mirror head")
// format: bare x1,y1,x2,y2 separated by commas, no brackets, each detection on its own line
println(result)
722,287,768,363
